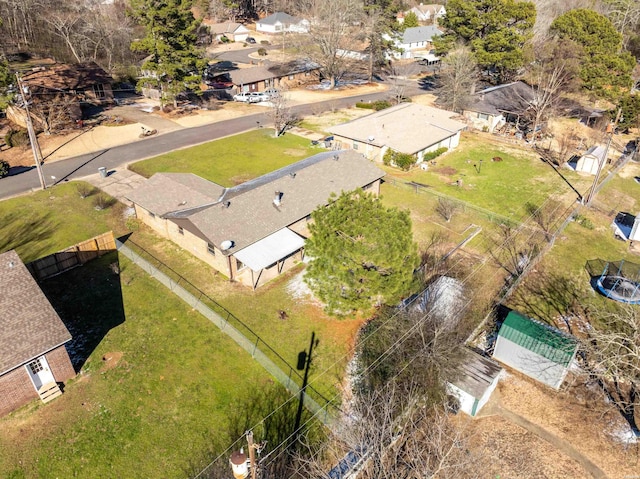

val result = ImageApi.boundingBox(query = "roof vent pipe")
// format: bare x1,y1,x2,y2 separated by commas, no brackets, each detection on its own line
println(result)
273,191,282,206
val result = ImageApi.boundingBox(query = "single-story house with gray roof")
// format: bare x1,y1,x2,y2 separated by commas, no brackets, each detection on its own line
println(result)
327,103,466,164
206,22,251,42
126,150,385,289
0,250,75,416
228,66,277,93
462,81,535,133
256,12,310,34
384,25,443,59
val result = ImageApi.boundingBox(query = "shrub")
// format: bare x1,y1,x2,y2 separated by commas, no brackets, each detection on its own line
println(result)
76,182,95,198
260,40,270,45
0,159,9,178
5,129,29,148
93,193,113,210
423,147,448,162
574,214,595,229
356,100,391,111
383,149,416,171
257,48,267,56
355,102,375,109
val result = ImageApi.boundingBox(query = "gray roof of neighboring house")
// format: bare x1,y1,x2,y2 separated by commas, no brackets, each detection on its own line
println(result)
207,22,248,35
128,150,385,253
582,145,606,161
266,59,320,77
228,67,276,85
449,348,503,399
0,250,72,376
127,173,225,216
328,103,466,155
259,12,302,25
466,81,534,116
400,26,443,44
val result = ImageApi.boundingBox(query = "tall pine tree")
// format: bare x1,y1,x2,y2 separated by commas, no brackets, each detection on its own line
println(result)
130,0,206,107
304,189,420,316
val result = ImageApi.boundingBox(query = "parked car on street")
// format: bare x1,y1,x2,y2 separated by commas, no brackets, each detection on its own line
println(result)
246,37,256,44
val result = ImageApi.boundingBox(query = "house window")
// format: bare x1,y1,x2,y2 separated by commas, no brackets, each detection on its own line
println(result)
477,112,489,121
353,142,358,150
28,359,43,375
178,226,184,235
288,74,294,80
236,259,246,271
275,25,282,31
207,243,216,256
93,83,106,99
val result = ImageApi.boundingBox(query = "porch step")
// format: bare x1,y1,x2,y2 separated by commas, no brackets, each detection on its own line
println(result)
38,382,62,403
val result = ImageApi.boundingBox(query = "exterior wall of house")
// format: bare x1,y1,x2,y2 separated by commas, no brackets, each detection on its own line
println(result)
46,345,76,382
463,111,503,132
0,345,74,417
256,22,280,33
493,337,567,389
0,366,38,417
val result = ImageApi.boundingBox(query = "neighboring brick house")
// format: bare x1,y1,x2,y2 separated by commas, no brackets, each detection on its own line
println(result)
9,62,114,131
126,150,385,289
328,103,467,164
0,250,75,417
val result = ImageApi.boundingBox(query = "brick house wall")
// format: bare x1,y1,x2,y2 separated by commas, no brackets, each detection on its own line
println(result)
46,345,76,382
0,366,37,417
0,345,75,417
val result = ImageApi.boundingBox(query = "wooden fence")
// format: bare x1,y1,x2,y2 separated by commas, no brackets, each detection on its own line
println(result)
27,231,116,281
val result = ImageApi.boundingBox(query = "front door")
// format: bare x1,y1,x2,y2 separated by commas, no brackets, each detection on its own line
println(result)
26,356,55,390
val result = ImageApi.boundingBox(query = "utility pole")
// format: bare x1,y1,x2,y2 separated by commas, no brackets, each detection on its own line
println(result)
15,73,46,190
247,430,257,479
293,332,317,445
585,108,622,206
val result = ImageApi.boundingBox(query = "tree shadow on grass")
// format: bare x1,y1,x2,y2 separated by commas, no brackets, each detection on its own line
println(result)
39,251,125,372
0,211,57,260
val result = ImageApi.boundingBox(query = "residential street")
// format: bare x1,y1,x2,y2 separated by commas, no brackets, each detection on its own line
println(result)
0,83,422,199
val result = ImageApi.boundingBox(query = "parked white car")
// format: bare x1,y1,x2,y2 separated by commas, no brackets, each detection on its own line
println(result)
233,92,259,103
249,92,270,102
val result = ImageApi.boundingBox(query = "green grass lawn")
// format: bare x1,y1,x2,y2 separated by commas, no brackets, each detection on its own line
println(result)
385,133,594,220
0,182,126,262
127,227,361,402
129,129,321,185
0,254,271,479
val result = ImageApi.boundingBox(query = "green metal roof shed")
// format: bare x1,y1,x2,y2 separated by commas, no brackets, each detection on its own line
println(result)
493,311,578,389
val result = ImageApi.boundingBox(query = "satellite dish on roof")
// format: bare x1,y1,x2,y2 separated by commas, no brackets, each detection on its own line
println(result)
368,135,375,141
220,240,234,251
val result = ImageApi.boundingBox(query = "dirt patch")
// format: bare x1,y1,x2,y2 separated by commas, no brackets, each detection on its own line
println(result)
229,174,254,185
433,166,457,176
489,372,640,477
100,351,124,371
282,148,308,157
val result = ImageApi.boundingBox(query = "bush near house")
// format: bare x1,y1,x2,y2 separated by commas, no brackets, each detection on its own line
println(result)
0,159,8,178
356,100,392,111
383,149,416,171
423,147,448,162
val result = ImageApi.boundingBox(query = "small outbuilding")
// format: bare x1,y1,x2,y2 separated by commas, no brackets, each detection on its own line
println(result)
0,250,75,417
448,348,503,417
493,311,578,390
576,145,607,175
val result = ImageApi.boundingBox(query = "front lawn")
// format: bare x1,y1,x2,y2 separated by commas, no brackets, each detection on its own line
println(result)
0,182,126,262
0,254,270,479
129,129,321,185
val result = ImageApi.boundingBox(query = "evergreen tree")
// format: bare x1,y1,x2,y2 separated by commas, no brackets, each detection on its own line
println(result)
434,0,536,83
402,11,420,29
304,189,420,316
130,0,207,107
550,9,635,98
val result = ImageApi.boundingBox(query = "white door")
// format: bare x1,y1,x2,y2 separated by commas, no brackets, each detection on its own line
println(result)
26,356,55,390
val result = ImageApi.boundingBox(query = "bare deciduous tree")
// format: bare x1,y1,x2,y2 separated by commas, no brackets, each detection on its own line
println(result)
267,89,296,137
436,44,478,113
387,61,421,105
490,224,541,280
435,197,460,223
297,0,363,89
581,305,640,434
298,384,482,479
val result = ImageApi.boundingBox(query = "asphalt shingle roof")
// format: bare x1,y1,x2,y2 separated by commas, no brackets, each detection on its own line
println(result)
0,250,72,375
328,103,466,155
400,26,443,45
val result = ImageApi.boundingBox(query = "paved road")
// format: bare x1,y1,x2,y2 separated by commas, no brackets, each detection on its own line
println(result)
0,82,424,199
